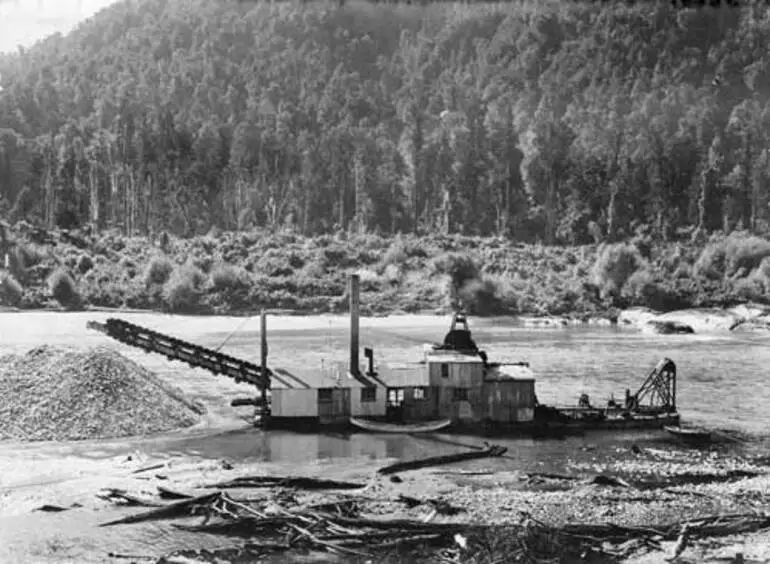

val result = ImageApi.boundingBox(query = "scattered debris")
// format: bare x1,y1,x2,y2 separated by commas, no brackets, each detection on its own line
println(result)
396,494,465,515
99,486,770,564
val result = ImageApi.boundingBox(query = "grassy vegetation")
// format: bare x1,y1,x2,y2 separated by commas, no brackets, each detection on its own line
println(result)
1,225,768,318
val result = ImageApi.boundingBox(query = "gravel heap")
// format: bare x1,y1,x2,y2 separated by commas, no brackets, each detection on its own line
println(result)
0,345,205,441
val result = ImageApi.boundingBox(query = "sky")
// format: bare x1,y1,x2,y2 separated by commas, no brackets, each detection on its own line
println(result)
0,0,120,54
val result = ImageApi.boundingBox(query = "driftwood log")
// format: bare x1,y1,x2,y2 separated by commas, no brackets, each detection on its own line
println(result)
99,492,223,527
378,444,508,475
204,475,366,490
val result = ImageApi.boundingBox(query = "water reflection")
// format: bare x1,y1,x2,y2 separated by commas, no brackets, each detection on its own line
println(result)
118,426,684,477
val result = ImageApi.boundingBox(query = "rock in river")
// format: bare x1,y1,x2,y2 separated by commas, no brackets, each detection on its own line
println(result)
642,320,695,335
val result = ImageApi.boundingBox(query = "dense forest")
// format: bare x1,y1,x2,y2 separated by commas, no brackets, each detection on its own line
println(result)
1,0,769,244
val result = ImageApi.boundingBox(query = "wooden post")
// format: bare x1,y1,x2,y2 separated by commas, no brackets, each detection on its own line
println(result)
671,365,676,412
350,274,360,376
260,309,268,418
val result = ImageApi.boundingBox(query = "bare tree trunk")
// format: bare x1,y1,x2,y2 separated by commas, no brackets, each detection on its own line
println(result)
109,169,119,231
544,174,556,245
89,161,99,228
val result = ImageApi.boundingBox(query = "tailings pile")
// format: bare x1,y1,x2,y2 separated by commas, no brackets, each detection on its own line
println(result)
0,345,205,441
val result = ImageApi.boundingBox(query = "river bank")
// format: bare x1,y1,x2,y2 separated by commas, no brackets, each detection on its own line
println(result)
2,225,770,322
1,438,770,563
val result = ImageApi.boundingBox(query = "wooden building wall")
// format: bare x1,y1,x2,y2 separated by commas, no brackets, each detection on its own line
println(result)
398,387,439,421
318,388,351,424
435,386,484,422
430,377,537,423
482,380,536,422
350,386,387,417
427,359,485,388
272,389,318,417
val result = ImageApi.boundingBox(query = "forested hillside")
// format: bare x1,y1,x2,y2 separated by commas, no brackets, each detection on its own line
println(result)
1,0,769,243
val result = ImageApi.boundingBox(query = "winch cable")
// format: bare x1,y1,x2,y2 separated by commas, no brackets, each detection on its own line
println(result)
214,315,254,353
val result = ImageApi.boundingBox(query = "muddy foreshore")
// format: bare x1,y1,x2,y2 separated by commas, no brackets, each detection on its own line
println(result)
2,439,770,563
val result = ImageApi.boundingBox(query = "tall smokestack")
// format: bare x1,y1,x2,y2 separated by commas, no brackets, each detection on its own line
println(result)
350,274,360,376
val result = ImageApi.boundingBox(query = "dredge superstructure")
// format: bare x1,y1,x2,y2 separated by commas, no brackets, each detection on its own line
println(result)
87,275,680,434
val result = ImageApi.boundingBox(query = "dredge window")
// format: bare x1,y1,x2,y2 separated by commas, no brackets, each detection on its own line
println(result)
452,388,468,401
318,389,334,402
361,387,377,403
387,388,405,406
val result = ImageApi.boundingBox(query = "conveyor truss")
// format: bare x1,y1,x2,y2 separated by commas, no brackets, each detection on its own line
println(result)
86,318,270,390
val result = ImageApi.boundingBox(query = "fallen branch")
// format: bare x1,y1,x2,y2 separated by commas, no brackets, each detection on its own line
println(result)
97,488,164,507
285,518,371,557
636,470,762,489
220,494,268,519
204,475,366,490
435,470,496,476
325,515,485,533
173,517,296,536
301,498,361,517
132,462,166,475
157,486,194,500
34,503,77,512
524,472,581,481
378,444,508,475
99,492,222,527
587,474,632,488
107,553,155,561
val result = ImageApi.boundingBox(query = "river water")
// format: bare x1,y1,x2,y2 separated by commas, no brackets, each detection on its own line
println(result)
29,315,763,466
170,319,770,461
2,312,769,462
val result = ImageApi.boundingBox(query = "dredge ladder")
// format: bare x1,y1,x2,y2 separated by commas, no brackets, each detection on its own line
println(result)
87,318,270,390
